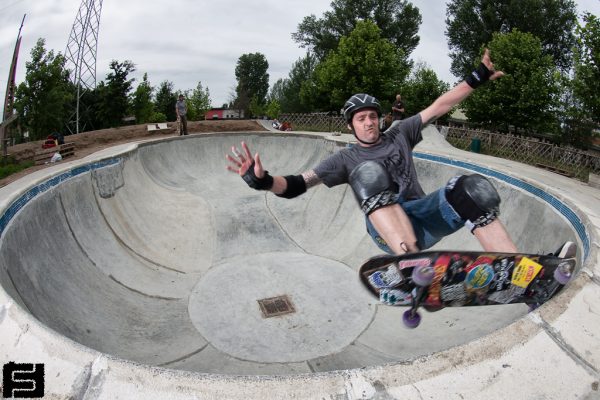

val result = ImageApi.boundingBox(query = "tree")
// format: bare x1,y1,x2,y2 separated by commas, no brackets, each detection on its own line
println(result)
292,0,421,61
446,0,578,77
265,99,281,119
399,63,450,120
462,30,560,135
14,38,73,140
559,12,600,148
271,53,318,113
185,81,211,121
154,80,177,122
268,78,287,105
311,20,410,111
248,96,265,118
132,73,155,124
234,53,269,117
95,60,136,128
572,12,600,124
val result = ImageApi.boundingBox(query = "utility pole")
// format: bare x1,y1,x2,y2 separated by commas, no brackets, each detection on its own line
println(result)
0,14,25,157
64,0,103,134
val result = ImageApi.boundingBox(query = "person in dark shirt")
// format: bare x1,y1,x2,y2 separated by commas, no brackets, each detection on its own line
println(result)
391,94,405,121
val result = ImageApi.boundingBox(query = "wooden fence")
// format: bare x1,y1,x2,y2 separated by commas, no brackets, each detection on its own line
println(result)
280,113,347,133
442,126,599,181
279,113,600,182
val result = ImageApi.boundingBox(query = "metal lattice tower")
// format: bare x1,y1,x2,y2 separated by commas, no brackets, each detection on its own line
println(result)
65,0,103,134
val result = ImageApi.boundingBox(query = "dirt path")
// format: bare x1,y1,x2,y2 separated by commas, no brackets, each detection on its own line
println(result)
1,120,267,187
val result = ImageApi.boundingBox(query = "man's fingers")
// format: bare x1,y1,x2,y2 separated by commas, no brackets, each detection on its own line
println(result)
254,153,265,176
242,141,253,159
225,154,241,165
490,70,505,81
231,146,241,158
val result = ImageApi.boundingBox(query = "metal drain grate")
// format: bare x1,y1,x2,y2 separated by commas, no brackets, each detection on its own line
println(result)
257,295,295,318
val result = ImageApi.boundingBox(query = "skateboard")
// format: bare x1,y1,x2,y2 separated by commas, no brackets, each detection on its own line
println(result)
359,250,576,328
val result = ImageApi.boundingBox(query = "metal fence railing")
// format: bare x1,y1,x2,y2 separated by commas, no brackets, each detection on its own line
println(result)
278,113,600,182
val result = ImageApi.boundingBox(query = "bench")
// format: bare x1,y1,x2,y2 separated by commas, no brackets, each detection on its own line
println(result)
147,123,170,132
535,163,574,178
34,143,76,165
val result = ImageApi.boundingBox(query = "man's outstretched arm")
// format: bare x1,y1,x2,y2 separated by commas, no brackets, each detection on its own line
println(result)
225,141,322,197
419,49,504,125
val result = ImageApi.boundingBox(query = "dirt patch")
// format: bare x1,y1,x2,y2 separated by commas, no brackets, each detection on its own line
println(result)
1,120,266,187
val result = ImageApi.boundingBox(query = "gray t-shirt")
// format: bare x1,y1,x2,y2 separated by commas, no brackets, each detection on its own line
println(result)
314,114,425,200
176,100,187,116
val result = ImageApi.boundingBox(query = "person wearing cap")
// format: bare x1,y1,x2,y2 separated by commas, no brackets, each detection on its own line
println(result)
175,94,188,136
226,49,517,255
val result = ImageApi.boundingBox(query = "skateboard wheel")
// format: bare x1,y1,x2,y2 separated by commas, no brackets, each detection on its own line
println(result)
402,310,421,328
553,265,572,285
411,265,434,287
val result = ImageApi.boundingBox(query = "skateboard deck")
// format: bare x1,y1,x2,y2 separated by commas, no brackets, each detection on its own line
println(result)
359,250,576,328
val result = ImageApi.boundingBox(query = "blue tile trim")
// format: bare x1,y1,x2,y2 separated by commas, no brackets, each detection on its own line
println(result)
415,152,591,260
0,158,121,239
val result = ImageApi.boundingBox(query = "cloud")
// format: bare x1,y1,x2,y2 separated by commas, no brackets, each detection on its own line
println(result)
1,0,598,112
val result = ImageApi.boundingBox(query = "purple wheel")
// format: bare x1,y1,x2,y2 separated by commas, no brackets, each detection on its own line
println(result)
554,265,572,285
412,265,435,287
402,310,422,328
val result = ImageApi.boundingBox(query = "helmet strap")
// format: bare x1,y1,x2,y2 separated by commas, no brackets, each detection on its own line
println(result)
350,123,380,145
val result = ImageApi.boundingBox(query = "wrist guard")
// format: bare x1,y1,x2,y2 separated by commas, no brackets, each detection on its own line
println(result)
465,62,492,89
242,162,274,190
275,175,307,199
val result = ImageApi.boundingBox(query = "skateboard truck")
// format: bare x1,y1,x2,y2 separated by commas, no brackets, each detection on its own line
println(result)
402,265,435,329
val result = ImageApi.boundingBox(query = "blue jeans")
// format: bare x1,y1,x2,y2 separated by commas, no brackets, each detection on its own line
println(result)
365,185,465,254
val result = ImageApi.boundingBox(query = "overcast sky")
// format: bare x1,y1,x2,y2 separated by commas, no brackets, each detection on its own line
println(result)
1,0,599,110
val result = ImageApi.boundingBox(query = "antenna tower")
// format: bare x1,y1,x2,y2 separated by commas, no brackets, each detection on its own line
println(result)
64,0,103,134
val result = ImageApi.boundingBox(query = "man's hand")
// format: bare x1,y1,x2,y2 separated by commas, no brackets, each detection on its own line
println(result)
226,141,265,178
482,48,504,81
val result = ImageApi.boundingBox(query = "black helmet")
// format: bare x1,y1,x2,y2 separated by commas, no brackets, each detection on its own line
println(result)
342,93,382,123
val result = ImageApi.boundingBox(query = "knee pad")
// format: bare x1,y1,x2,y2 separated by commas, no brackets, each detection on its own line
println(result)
349,161,397,215
446,174,500,231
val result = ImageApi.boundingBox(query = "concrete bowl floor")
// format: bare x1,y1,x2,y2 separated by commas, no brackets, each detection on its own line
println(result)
0,132,583,376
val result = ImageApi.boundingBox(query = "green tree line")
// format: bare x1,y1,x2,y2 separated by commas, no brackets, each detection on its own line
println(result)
12,38,212,141
9,0,600,148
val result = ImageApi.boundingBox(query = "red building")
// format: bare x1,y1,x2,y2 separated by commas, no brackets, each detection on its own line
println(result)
204,108,244,120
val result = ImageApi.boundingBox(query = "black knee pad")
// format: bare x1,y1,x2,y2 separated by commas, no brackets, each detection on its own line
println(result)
349,161,397,215
446,174,500,231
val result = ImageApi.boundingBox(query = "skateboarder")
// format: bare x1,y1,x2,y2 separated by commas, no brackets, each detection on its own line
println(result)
226,49,517,256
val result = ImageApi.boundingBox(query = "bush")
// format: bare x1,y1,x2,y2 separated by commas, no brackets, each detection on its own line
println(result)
150,112,167,123
0,158,34,180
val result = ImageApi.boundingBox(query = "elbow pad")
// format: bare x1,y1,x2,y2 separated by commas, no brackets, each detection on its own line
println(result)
276,175,307,199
